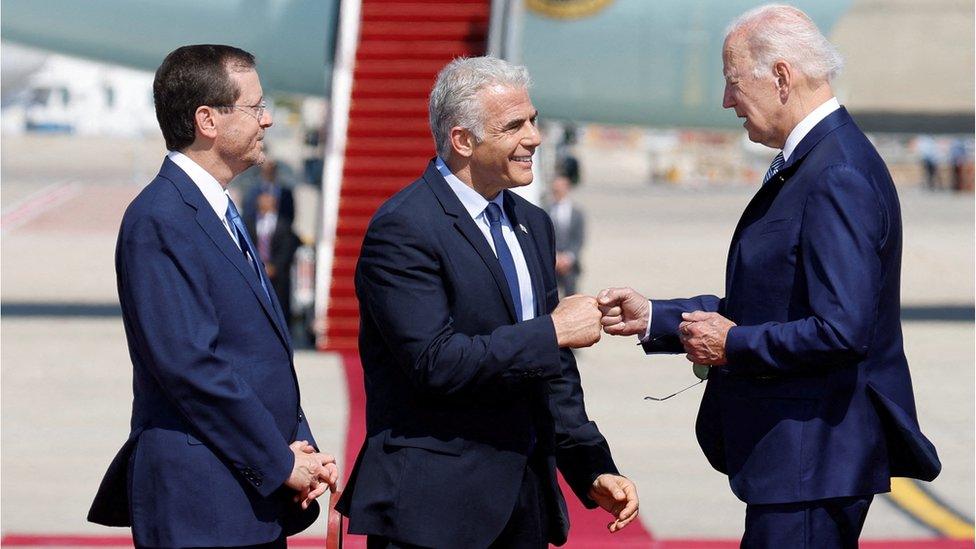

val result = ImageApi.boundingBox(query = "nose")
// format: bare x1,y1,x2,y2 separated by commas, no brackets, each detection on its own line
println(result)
523,120,542,148
722,85,735,109
261,109,273,128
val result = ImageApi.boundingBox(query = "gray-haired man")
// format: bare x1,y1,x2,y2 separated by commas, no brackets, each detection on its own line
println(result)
336,56,638,548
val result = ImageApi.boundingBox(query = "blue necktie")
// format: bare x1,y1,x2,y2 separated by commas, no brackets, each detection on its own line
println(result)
226,198,272,302
485,202,522,322
763,152,785,184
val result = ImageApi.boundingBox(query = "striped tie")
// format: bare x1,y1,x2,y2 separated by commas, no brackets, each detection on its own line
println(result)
762,152,785,184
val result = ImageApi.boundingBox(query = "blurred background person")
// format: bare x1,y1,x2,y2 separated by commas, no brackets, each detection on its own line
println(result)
950,138,974,192
244,158,295,230
249,189,302,329
547,173,585,296
916,135,941,190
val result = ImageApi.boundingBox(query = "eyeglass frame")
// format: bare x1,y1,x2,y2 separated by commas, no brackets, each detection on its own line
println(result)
212,100,269,121
644,362,710,402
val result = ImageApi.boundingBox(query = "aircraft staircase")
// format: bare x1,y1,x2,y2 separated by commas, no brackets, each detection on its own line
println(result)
321,0,490,351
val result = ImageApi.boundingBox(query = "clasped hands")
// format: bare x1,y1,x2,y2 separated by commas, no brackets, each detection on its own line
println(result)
552,288,735,365
285,440,339,509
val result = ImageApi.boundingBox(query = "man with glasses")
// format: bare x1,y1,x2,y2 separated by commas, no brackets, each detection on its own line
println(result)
598,5,940,547
88,44,337,548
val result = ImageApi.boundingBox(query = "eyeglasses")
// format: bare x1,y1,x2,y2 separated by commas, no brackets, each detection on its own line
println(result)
644,363,710,402
214,100,269,121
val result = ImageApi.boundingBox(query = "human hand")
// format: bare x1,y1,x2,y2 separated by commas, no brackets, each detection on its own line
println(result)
551,294,603,348
678,311,736,365
597,287,649,337
588,474,639,533
286,440,339,509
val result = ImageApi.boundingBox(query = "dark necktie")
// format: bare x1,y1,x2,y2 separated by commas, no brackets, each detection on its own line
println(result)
226,198,271,302
763,152,785,184
485,202,522,322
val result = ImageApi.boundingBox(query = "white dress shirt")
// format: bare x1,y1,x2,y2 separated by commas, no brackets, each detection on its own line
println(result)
642,97,841,342
167,151,241,249
436,157,536,321
782,97,840,162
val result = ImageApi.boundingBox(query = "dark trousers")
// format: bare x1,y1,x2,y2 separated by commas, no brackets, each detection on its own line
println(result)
741,495,874,549
367,460,550,549
141,537,286,549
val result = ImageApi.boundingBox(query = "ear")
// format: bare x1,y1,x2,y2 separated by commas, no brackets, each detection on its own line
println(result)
194,105,219,140
449,126,475,158
773,60,792,103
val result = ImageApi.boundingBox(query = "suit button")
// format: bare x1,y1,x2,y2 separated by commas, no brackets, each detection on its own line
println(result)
298,412,304,421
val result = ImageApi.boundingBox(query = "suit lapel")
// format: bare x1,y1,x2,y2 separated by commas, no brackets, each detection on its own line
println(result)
160,159,291,350
504,192,546,318
423,161,520,322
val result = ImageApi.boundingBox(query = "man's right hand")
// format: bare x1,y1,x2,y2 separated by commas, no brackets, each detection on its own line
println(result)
597,287,650,337
285,440,339,509
551,294,603,348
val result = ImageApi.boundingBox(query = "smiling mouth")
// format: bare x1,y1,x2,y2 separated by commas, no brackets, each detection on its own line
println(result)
511,155,533,164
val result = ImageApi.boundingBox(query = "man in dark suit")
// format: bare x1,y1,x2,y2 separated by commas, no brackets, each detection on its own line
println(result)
336,57,638,548
598,6,940,547
243,160,295,231
88,45,337,548
248,190,301,326
547,174,585,296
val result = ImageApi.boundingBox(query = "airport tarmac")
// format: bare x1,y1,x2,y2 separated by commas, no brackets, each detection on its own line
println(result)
1,134,973,547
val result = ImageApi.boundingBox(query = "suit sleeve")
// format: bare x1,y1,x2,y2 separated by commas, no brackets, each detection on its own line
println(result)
356,210,562,396
725,165,886,374
642,295,724,354
119,213,294,497
551,345,620,507
537,216,619,507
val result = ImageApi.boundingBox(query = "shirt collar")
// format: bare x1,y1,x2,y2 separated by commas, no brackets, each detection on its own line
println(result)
167,151,229,219
435,156,506,221
782,97,840,162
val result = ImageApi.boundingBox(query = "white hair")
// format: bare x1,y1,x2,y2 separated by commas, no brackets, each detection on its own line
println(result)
725,4,844,83
428,56,531,158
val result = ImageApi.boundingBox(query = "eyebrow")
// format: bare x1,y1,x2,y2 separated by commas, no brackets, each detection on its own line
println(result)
502,110,539,131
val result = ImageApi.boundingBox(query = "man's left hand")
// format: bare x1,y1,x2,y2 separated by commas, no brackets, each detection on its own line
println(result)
679,311,736,365
588,474,639,533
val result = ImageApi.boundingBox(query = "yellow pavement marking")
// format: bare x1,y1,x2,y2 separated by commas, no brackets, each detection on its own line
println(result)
888,477,975,538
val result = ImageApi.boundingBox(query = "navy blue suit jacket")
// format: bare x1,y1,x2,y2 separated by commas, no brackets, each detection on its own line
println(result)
88,158,319,547
644,108,940,504
336,161,619,547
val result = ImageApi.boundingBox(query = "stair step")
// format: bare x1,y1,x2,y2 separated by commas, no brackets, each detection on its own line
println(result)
338,196,388,217
327,296,360,314
326,322,361,338
362,2,489,22
352,96,429,111
346,137,434,156
358,39,487,60
331,257,358,277
352,79,433,100
348,117,431,137
321,336,359,352
335,236,366,256
337,215,374,236
330,284,358,298
355,59,458,78
359,21,487,41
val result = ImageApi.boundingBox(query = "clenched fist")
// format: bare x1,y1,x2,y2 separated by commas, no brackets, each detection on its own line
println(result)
551,294,603,348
